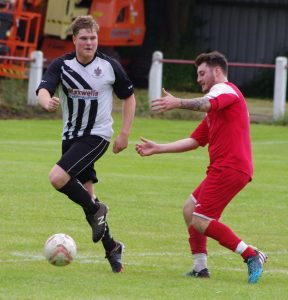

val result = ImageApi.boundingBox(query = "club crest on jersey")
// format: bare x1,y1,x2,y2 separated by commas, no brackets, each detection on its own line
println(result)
93,66,104,78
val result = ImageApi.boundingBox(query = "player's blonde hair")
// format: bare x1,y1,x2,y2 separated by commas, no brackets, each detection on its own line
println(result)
71,15,100,36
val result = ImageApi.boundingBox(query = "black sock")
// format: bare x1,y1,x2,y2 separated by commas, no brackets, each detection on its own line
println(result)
58,178,99,214
81,196,115,251
84,197,116,252
102,224,117,253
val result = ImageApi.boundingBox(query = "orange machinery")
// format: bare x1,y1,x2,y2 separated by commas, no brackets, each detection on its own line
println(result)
0,0,41,78
0,0,145,78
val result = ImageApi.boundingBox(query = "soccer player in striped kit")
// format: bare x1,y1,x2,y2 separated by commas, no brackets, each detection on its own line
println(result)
37,15,136,273
136,51,267,283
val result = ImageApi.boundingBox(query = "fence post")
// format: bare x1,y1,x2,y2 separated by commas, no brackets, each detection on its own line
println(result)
273,56,287,120
27,51,43,106
148,51,163,105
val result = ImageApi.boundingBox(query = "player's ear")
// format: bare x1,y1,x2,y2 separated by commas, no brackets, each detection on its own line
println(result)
72,35,76,45
213,66,220,77
216,66,223,75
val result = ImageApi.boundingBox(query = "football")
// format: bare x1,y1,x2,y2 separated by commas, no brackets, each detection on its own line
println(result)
44,233,77,266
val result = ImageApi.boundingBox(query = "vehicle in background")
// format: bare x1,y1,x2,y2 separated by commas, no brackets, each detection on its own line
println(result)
0,0,145,78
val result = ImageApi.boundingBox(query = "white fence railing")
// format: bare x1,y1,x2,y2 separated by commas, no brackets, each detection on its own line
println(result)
148,51,287,121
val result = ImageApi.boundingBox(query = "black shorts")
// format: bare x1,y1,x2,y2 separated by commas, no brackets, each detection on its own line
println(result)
57,136,110,184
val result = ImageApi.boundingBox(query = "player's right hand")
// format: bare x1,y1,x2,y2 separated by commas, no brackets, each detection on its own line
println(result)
46,97,60,112
151,88,181,113
135,137,158,156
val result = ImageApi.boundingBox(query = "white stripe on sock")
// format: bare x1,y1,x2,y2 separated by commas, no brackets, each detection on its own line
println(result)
235,241,248,254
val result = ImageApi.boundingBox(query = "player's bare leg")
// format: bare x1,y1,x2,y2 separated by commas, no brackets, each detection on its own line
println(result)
183,198,209,277
50,165,108,243
191,215,267,283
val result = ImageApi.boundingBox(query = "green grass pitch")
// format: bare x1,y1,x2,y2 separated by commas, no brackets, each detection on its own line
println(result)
0,116,287,299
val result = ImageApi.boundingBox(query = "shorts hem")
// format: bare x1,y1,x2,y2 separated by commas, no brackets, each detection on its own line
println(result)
192,212,215,221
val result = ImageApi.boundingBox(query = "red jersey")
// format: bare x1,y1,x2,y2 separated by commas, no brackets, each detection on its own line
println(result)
191,82,253,178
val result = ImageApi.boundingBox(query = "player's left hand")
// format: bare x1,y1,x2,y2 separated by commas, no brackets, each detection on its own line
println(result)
113,132,129,153
151,88,181,113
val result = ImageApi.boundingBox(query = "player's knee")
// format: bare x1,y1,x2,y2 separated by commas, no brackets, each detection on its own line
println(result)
182,204,189,218
49,170,60,188
183,199,194,216
49,169,67,189
182,201,194,226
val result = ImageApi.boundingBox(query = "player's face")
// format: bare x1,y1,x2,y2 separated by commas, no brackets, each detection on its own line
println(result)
197,62,217,93
73,28,98,64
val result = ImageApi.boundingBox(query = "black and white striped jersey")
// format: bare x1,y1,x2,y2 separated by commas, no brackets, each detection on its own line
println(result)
36,51,134,141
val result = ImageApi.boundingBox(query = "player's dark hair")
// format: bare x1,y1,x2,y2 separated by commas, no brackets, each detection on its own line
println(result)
195,51,228,75
71,15,100,36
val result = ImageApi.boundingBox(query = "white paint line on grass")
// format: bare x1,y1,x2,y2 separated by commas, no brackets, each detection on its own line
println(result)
1,255,287,275
0,251,287,276
7,250,288,259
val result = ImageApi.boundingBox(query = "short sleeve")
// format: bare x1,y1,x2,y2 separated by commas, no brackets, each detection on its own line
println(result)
36,57,63,96
206,83,239,112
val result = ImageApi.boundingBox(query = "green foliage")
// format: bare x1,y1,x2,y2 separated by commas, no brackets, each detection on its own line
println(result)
0,78,28,110
242,69,275,99
157,32,201,93
0,117,288,299
272,113,288,126
134,89,150,117
0,78,61,119
162,63,199,92
0,79,285,125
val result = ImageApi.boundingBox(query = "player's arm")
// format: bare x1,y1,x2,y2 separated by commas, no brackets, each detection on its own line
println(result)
37,88,60,112
113,93,136,154
135,137,199,157
152,88,211,113
36,57,63,112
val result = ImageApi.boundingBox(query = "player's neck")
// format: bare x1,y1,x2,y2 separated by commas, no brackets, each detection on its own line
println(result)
76,54,95,65
216,75,228,84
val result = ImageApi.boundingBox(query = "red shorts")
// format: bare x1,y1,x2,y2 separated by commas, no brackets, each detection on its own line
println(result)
192,167,250,221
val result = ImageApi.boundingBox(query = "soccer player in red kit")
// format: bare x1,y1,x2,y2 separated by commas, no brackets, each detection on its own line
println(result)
135,51,267,284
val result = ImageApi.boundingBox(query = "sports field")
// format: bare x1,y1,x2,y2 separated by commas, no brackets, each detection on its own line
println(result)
0,116,287,299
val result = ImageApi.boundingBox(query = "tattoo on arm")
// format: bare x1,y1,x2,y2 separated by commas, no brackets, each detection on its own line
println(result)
180,97,211,112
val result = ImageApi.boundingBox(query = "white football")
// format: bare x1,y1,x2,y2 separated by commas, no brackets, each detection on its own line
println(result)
44,233,77,266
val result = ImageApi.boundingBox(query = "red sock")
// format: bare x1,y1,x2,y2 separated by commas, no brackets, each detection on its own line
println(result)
204,220,241,252
241,247,257,260
188,225,207,254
